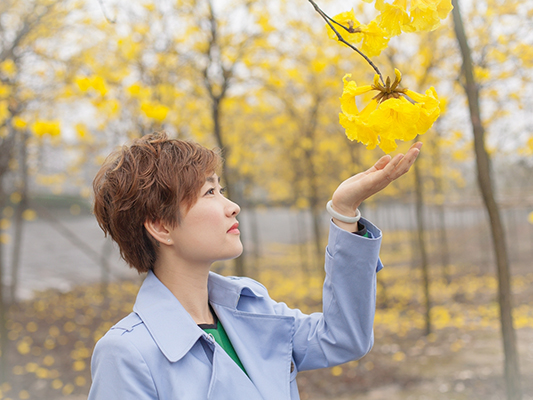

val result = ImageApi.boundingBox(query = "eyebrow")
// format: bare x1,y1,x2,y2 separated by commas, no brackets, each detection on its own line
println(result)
206,176,220,184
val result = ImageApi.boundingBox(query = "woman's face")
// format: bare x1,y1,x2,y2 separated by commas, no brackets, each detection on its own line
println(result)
168,174,243,267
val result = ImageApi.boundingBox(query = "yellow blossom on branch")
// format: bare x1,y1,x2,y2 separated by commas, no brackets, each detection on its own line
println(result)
327,10,390,57
376,1,411,36
326,0,453,51
326,10,363,43
376,0,453,34
339,69,440,153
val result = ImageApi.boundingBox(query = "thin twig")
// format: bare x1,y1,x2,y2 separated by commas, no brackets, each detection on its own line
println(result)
307,0,385,85
97,0,116,24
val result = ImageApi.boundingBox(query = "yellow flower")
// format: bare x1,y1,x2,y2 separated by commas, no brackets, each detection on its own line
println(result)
12,116,27,130
360,21,390,57
141,102,170,122
327,11,389,57
405,0,450,32
0,101,9,123
91,76,108,96
436,0,454,19
367,95,422,152
377,2,411,36
75,75,108,96
339,69,440,153
0,59,17,78
327,1,452,53
326,10,363,43
0,83,11,98
32,120,61,138
75,76,91,92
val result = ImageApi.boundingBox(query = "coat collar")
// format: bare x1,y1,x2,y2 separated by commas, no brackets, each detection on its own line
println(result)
132,270,264,363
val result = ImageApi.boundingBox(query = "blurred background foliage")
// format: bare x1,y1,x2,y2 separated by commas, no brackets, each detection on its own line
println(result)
0,0,532,399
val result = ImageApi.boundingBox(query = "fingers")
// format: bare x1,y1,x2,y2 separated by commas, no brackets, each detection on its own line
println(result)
375,155,392,169
411,141,423,151
382,142,422,182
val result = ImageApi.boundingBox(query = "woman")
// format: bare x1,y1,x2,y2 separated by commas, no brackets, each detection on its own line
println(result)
88,132,421,399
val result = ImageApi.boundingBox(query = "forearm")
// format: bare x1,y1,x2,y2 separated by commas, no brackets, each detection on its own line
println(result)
286,219,383,371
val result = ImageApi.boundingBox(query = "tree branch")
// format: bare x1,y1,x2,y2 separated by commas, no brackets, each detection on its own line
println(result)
307,0,384,85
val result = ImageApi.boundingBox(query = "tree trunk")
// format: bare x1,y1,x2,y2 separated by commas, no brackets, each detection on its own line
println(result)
10,130,29,304
432,134,450,284
436,202,450,284
246,204,260,277
451,1,522,398
0,188,7,384
0,126,16,384
100,238,113,299
305,97,323,273
309,181,323,271
211,100,245,276
297,210,310,280
414,160,431,335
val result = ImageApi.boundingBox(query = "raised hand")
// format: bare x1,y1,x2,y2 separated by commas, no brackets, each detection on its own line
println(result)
330,142,422,231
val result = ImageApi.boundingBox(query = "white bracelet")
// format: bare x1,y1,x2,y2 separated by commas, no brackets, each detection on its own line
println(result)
326,200,361,223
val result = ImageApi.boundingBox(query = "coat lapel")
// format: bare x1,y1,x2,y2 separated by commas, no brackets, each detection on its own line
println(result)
206,343,265,400
211,297,295,400
133,271,203,362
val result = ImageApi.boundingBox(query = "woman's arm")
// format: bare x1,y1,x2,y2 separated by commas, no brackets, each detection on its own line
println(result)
272,218,381,370
273,143,422,371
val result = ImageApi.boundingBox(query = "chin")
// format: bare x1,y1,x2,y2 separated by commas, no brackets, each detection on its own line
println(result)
223,244,244,261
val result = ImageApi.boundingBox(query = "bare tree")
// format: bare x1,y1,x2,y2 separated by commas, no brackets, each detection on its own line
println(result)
413,160,431,335
451,0,522,398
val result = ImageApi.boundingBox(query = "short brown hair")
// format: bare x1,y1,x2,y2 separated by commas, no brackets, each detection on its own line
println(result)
93,132,221,273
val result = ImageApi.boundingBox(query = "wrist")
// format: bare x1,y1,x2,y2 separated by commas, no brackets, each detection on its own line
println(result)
326,200,362,224
332,218,359,233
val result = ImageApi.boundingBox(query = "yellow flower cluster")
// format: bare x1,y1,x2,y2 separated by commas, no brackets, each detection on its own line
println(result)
383,0,454,34
327,0,453,56
31,120,61,138
140,102,170,122
74,75,108,97
339,69,440,153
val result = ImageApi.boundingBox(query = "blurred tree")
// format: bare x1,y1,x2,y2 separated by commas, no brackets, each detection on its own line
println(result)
0,0,71,383
451,0,525,398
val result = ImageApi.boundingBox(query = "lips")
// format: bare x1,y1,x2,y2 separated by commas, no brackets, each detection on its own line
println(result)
227,222,240,234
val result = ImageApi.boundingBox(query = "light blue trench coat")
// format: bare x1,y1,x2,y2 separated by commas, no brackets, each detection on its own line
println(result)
88,219,383,400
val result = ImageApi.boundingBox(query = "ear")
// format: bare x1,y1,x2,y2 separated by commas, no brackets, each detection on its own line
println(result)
144,219,174,246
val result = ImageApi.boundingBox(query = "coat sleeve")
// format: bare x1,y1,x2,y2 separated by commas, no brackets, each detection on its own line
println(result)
272,218,383,371
88,330,158,400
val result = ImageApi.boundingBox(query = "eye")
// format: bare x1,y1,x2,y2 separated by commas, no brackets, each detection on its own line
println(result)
205,188,216,196
220,186,227,195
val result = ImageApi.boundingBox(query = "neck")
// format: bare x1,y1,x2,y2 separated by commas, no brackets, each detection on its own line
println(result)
153,256,214,325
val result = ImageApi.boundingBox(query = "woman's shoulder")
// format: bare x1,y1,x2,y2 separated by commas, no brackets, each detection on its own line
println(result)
93,312,154,356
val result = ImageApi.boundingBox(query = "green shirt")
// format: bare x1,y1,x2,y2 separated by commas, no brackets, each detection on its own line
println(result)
200,317,247,374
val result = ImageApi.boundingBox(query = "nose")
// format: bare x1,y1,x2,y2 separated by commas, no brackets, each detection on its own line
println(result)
225,197,240,217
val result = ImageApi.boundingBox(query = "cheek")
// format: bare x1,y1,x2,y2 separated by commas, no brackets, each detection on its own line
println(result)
187,209,224,234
